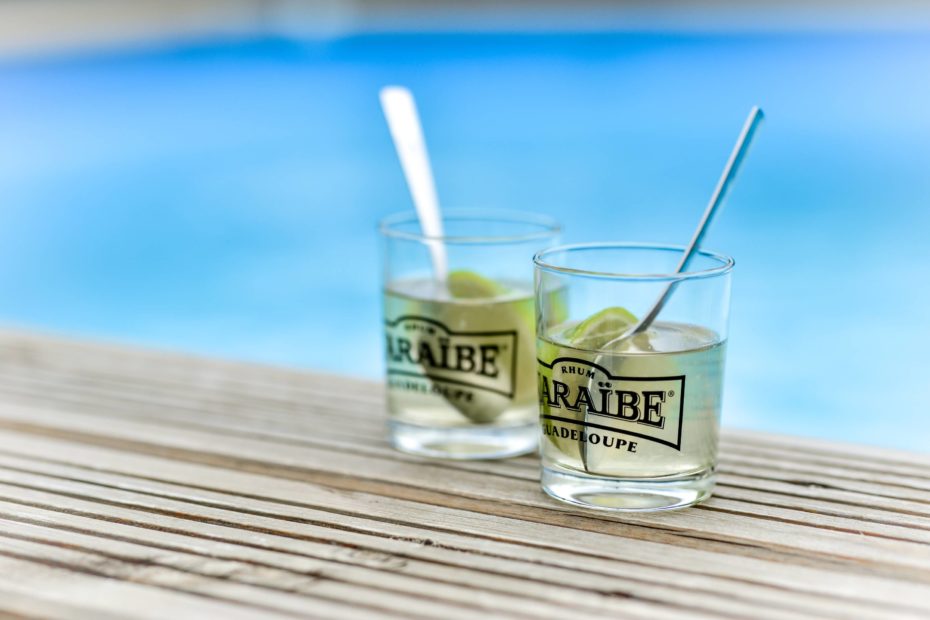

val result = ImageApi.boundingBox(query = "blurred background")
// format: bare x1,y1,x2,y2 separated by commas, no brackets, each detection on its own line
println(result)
1,1,928,450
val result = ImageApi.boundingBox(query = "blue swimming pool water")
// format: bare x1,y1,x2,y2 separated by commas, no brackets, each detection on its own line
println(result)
1,33,928,450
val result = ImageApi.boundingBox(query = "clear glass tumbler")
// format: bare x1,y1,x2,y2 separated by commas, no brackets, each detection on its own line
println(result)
382,209,561,459
534,243,733,510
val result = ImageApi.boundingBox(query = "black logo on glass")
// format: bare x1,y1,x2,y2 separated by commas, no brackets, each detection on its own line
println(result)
538,356,685,450
385,315,517,397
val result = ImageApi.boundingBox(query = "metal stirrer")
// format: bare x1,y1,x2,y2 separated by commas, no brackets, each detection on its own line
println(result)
581,106,764,473
609,106,764,345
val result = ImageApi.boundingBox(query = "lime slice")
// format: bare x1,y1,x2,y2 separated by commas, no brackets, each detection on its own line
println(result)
430,270,536,424
446,270,506,299
565,306,637,350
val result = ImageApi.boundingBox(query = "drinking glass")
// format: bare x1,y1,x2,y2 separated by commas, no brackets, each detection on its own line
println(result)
382,208,561,459
534,242,733,510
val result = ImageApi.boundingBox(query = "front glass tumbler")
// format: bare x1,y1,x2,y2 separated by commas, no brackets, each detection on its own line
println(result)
534,243,733,511
382,209,561,459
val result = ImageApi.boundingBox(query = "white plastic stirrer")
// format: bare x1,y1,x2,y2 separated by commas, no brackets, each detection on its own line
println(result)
380,86,448,283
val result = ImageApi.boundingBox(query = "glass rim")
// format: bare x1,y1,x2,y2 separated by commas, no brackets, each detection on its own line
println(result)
379,208,562,244
533,242,735,282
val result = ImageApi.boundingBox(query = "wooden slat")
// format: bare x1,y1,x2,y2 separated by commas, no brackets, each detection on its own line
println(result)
2,401,929,573
2,338,928,477
3,349,930,488
0,422,924,616
0,330,928,619
0,554,310,620
2,366,930,509
0,441,920,620
0,586,127,620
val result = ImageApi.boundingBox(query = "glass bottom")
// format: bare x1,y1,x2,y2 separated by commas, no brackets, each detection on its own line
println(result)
541,465,716,512
389,420,538,460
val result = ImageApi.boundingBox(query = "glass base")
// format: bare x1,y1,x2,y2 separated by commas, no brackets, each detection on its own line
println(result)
541,465,716,512
389,420,538,460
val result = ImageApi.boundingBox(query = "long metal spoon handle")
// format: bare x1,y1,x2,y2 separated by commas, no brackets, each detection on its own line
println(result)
625,105,764,338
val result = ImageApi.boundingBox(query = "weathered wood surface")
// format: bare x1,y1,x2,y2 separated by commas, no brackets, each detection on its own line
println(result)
0,330,927,619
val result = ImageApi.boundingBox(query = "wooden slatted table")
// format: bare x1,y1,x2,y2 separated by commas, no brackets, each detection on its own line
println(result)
0,330,927,619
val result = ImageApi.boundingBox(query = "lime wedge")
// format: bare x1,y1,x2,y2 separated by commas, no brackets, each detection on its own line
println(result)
446,270,506,299
565,306,637,350
428,270,536,424
539,306,637,462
